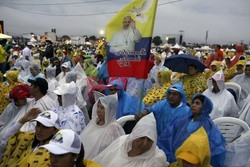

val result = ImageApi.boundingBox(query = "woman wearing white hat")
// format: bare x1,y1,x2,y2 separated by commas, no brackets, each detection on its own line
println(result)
42,129,102,167
0,109,59,166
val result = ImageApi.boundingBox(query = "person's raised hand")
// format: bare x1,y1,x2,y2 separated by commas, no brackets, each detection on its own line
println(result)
19,108,42,124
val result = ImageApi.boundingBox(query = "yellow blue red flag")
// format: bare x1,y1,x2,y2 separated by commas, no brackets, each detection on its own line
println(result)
106,0,158,78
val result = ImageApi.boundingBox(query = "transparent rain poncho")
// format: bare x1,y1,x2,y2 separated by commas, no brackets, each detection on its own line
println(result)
45,67,59,100
18,60,31,83
80,93,125,159
94,113,167,167
203,70,239,120
53,82,86,134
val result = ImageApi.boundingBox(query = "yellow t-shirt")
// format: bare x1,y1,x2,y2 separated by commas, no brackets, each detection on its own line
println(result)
1,131,50,167
180,73,207,104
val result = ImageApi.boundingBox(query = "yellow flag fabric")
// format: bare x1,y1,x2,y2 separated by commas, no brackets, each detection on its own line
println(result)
106,0,158,40
106,0,158,78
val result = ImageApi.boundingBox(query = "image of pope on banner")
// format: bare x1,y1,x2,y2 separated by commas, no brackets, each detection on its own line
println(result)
106,0,158,79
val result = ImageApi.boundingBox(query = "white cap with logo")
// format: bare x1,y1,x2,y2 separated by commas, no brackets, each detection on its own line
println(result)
41,129,81,155
33,110,59,128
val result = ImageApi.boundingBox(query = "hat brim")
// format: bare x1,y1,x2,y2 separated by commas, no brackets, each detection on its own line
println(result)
33,117,55,128
42,144,69,155
177,152,200,164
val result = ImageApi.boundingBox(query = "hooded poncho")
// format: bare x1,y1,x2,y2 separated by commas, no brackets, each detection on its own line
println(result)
94,113,168,167
158,94,226,167
203,70,239,120
145,82,190,137
53,82,86,134
80,94,125,159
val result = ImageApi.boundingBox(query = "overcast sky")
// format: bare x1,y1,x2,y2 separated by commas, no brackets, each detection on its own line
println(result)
0,0,250,45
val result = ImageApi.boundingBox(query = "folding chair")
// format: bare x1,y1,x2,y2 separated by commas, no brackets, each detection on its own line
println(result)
213,117,249,143
225,82,241,104
117,115,136,134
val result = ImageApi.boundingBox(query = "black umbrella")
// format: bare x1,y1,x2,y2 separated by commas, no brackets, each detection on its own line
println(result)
164,54,206,74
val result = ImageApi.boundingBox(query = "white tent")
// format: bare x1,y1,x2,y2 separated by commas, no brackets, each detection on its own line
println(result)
172,43,181,49
0,33,12,39
201,46,212,51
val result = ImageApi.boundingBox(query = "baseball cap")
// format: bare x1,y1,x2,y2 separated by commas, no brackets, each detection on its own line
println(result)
28,77,48,94
176,151,200,164
61,61,71,69
41,129,81,155
169,86,180,92
33,110,59,128
9,84,31,99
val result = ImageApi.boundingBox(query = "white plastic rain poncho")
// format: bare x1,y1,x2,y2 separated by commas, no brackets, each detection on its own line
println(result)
94,113,167,167
80,94,125,159
0,102,23,132
224,130,250,167
203,70,239,120
19,94,56,132
46,66,59,92
45,67,59,100
0,94,56,159
0,93,56,135
148,56,167,84
0,100,31,160
65,71,77,83
27,63,45,81
126,77,148,99
18,60,31,83
53,81,86,134
70,63,90,123
231,62,250,99
56,61,71,84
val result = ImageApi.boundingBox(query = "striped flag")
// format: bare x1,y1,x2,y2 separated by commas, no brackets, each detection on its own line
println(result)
106,0,158,78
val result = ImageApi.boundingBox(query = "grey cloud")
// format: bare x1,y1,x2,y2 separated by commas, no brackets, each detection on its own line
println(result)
0,0,250,44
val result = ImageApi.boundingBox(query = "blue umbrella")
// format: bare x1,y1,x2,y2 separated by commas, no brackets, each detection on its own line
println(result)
164,54,206,74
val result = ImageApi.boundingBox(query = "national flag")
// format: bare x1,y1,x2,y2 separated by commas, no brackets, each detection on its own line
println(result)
106,0,158,79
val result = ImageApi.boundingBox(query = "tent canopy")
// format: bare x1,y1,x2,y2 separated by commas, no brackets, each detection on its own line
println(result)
0,33,12,39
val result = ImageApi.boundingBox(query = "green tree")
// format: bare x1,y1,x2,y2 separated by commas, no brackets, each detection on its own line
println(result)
152,36,163,46
89,35,97,41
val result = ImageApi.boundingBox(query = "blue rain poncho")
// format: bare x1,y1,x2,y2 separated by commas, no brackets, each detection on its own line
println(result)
97,60,109,84
158,94,226,167
145,82,190,137
107,78,145,119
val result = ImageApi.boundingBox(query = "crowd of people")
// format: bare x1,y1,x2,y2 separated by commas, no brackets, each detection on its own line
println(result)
0,37,250,167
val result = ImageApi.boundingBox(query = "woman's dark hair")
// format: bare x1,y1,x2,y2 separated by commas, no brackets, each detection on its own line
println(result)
193,95,205,104
239,56,246,60
188,64,197,69
75,144,85,167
